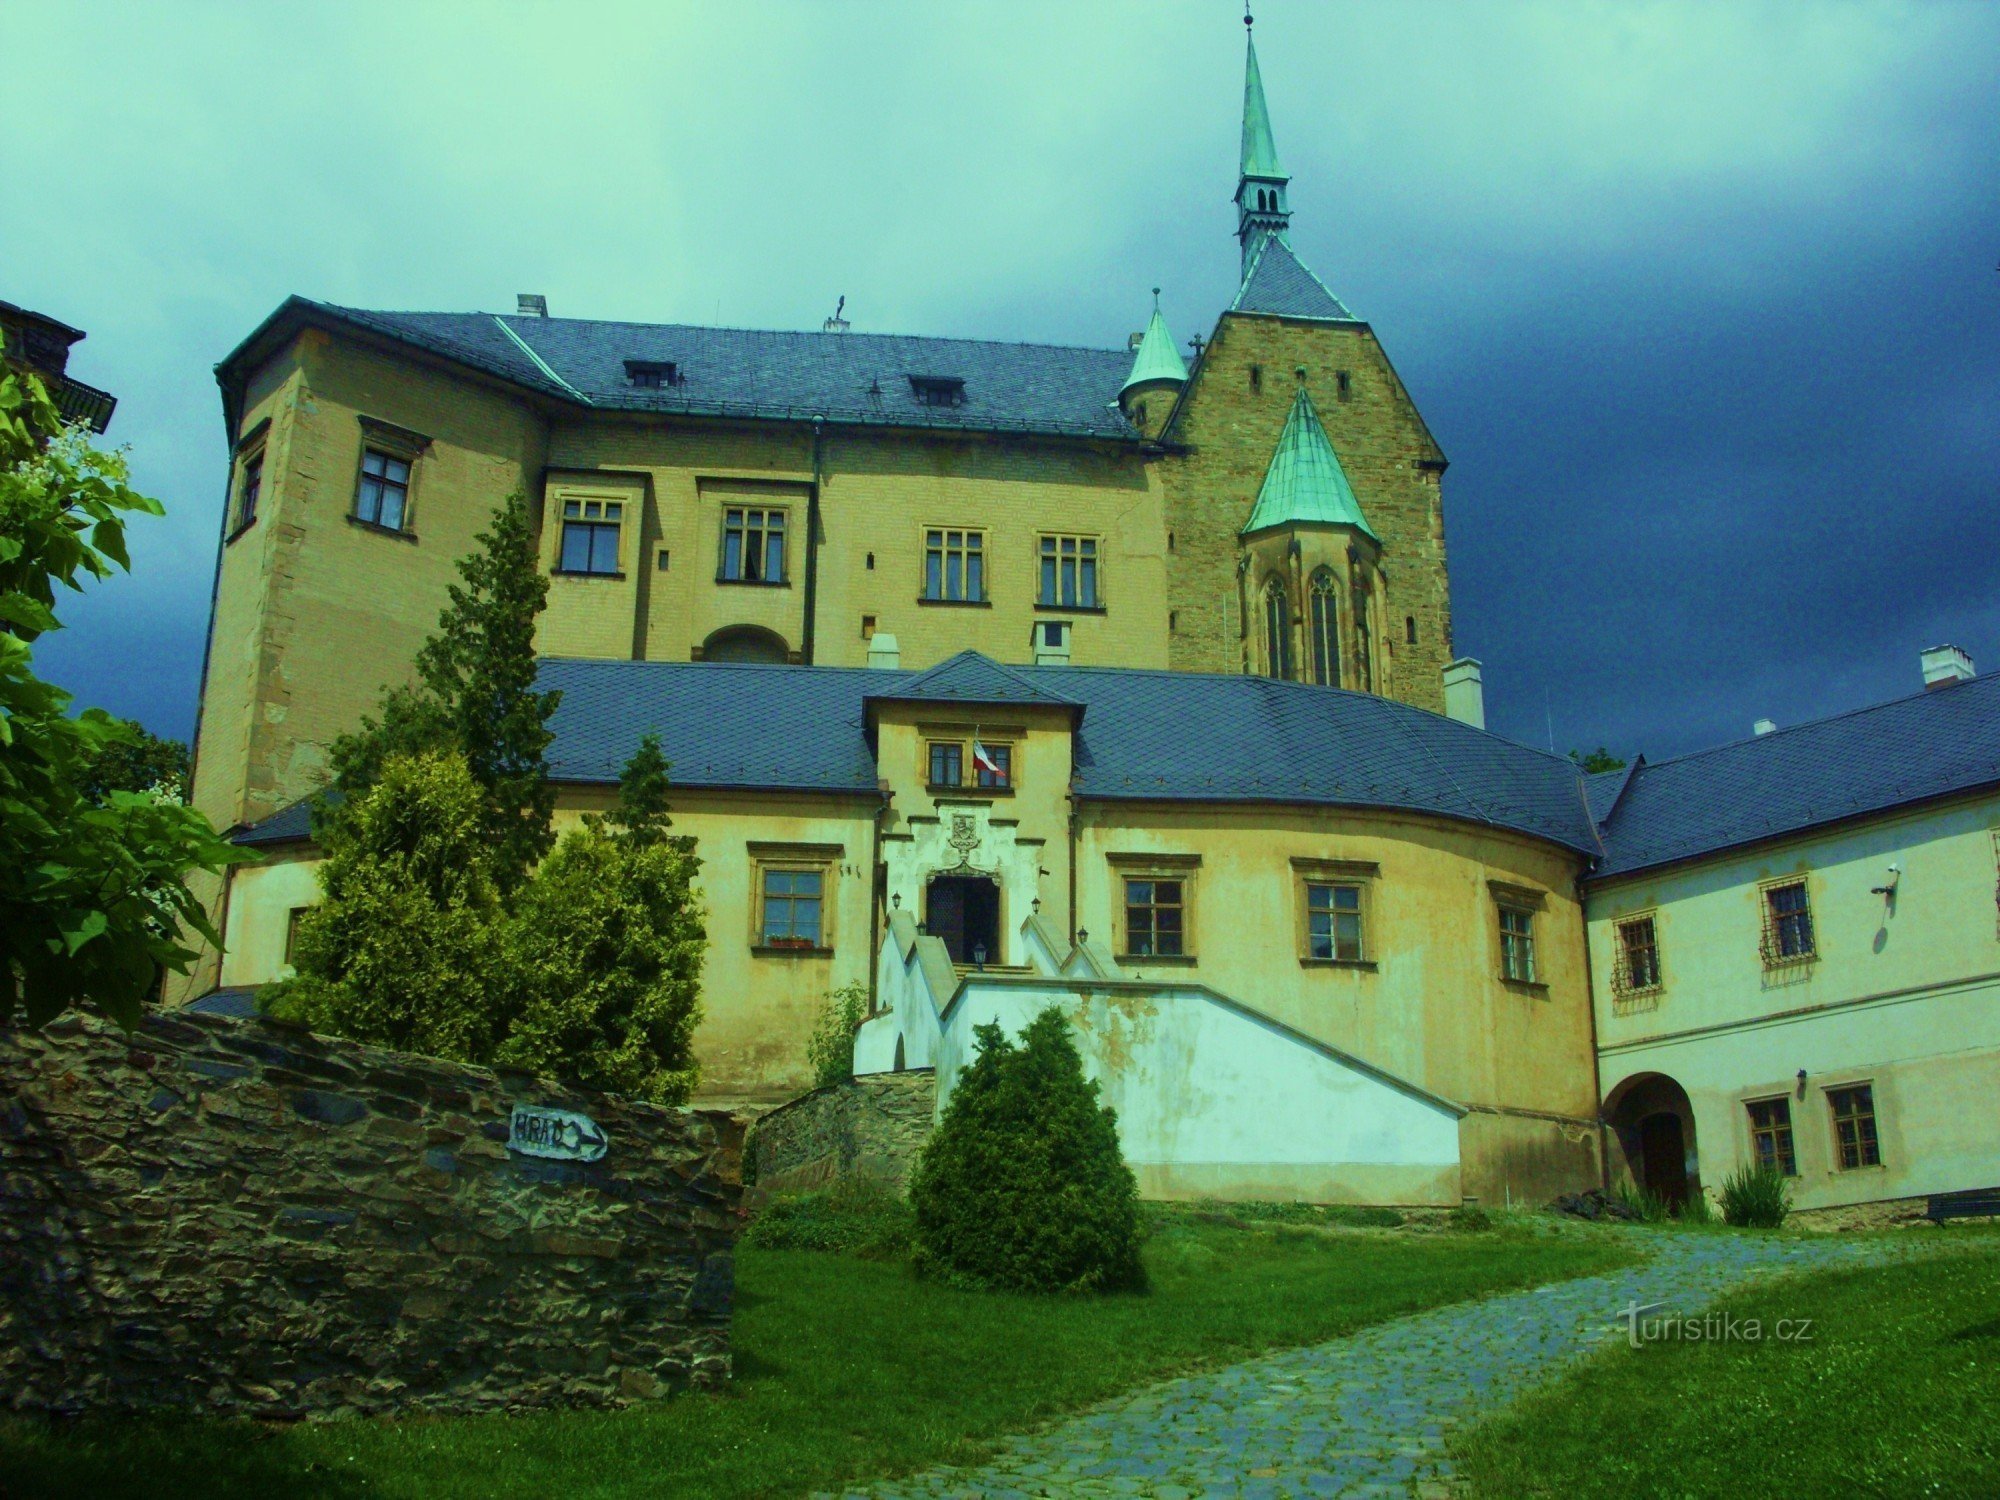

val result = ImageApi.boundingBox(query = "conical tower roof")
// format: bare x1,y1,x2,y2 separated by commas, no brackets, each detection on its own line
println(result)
1242,379,1376,541
1121,289,1188,394
1241,32,1284,180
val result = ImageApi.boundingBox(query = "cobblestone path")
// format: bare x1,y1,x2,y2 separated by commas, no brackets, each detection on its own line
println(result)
831,1231,1917,1500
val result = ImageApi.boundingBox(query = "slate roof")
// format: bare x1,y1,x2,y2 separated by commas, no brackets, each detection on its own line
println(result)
873,650,1082,713
1232,236,1359,323
1590,671,2000,878
221,298,1143,442
231,797,321,845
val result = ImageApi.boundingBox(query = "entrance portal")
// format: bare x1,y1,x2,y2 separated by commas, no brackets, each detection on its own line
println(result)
927,875,1000,966
1604,1071,1699,1207
1637,1112,1689,1206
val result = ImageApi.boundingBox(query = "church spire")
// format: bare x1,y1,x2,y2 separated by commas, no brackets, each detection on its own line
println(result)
1235,11,1292,277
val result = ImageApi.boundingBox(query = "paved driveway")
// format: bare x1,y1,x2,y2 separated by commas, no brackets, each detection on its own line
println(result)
829,1230,1913,1500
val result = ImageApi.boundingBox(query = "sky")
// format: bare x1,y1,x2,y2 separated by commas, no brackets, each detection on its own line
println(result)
4,0,1996,764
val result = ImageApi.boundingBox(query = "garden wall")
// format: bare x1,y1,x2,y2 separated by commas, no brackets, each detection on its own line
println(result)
0,1010,741,1419
748,1069,936,1197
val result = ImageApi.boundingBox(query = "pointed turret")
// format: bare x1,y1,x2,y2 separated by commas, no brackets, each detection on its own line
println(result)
1235,13,1292,277
1242,376,1375,540
1119,288,1188,438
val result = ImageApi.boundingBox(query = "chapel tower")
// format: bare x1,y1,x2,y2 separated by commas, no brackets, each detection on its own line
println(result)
1154,15,1454,713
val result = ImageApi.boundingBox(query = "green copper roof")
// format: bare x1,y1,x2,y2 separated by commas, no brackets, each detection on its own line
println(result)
1121,290,1188,394
1240,33,1284,181
1242,380,1376,540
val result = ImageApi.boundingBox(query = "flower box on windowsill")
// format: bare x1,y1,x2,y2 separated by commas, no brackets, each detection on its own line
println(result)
753,940,832,957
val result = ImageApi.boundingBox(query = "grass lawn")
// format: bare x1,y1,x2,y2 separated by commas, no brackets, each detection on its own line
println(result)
1452,1230,2000,1498
1,1210,1630,1500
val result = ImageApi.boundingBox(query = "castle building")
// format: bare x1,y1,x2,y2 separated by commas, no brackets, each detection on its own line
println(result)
181,24,2000,1216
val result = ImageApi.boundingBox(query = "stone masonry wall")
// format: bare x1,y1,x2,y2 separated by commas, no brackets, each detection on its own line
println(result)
0,1010,741,1419
748,1069,937,1197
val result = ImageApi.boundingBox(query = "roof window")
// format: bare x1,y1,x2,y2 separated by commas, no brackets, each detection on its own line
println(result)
625,360,683,389
908,375,966,408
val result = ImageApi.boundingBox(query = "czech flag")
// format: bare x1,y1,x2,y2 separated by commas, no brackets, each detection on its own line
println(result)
973,740,1006,781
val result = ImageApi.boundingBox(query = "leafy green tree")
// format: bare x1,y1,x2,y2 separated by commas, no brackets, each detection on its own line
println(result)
1,344,245,1029
1569,746,1627,774
81,719,190,801
266,750,506,1062
325,491,557,888
805,982,869,1088
910,1009,1144,1293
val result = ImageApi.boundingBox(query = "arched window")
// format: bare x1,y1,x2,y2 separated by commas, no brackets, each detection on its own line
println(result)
701,625,789,664
1309,569,1340,687
1354,592,1374,693
1262,580,1292,681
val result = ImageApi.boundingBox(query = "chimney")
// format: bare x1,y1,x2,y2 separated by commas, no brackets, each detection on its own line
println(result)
867,631,901,670
1753,719,1777,737
516,294,548,318
1127,331,1146,352
1442,658,1485,730
1920,644,1975,690
1032,620,1071,667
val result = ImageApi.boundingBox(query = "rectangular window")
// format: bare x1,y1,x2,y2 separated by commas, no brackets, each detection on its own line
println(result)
720,507,785,583
1616,915,1661,992
1306,882,1364,962
1762,879,1816,965
236,452,263,530
1124,877,1185,958
625,360,679,388
558,498,623,575
1038,534,1099,608
355,448,411,531
974,741,1011,789
1828,1085,1882,1170
923,529,985,602
760,868,824,949
909,376,965,408
284,906,309,966
1499,906,1537,983
1746,1097,1797,1176
927,741,963,788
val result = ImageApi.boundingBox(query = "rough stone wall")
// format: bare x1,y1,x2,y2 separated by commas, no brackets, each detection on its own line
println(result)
0,1011,741,1419
748,1069,937,1196
1159,314,1452,712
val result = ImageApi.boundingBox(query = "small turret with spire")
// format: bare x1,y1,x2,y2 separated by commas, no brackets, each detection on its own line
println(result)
1235,10,1291,277
1119,288,1188,438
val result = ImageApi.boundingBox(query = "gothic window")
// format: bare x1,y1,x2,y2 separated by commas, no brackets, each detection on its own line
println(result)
1309,569,1339,687
1262,579,1292,681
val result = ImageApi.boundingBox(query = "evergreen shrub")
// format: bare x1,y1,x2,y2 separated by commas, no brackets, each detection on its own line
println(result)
909,1009,1144,1293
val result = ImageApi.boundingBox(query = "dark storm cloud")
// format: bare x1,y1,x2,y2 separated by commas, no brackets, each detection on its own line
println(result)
4,1,1995,763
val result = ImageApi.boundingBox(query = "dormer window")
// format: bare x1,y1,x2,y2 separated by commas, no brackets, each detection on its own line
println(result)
625,360,682,389
908,376,965,408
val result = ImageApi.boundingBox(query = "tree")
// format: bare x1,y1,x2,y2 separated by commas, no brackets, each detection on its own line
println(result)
1,343,246,1030
265,750,506,1062
1569,746,1627,774
805,983,868,1088
80,719,189,801
909,1009,1144,1293
325,491,557,889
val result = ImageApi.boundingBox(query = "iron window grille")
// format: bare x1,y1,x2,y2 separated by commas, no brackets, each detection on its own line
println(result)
355,449,410,530
720,507,785,583
558,498,622,575
1827,1085,1882,1170
1614,915,1662,997
1124,877,1185,958
1745,1097,1797,1176
1038,535,1099,608
924,529,984,602
1760,879,1816,966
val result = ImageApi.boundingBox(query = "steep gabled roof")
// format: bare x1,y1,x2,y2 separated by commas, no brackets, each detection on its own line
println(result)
1242,383,1377,540
1593,672,2000,878
217,298,1144,443
1231,235,1359,324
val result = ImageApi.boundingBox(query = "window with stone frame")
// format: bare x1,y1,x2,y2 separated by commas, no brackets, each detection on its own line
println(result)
1827,1084,1882,1170
1613,913,1663,998
234,449,263,532
1745,1096,1797,1176
923,528,985,602
558,497,624,576
354,449,412,531
720,506,786,584
1760,878,1817,966
1308,569,1340,687
750,844,840,955
1262,579,1292,680
1123,876,1186,958
1038,534,1099,608
925,735,1014,791
1293,858,1377,965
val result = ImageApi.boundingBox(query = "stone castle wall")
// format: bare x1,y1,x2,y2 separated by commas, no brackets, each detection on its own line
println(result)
0,1010,741,1419
747,1069,937,1197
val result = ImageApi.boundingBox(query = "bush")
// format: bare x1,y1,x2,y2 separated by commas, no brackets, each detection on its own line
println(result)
910,1010,1144,1293
1446,1205,1494,1233
1719,1164,1792,1228
743,1177,914,1258
805,983,868,1088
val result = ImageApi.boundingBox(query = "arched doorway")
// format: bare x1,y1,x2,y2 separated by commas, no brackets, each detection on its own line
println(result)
1604,1072,1700,1206
701,625,788,664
